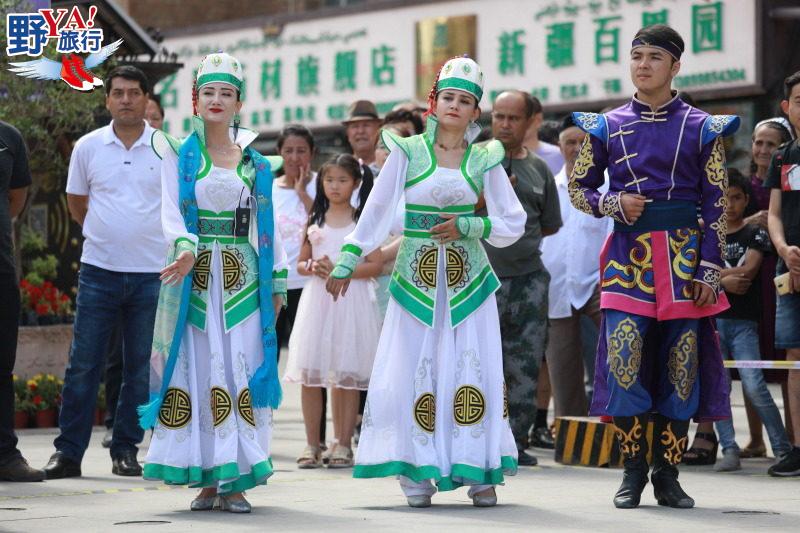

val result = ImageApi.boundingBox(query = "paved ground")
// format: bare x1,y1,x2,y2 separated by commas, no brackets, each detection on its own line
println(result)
2,366,798,532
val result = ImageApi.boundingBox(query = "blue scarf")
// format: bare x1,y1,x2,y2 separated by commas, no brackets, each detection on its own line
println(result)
138,133,281,429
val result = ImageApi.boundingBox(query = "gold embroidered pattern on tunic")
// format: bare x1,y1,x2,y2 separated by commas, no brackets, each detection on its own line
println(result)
453,385,485,426
193,250,212,291
659,422,688,465
237,388,256,427
413,393,436,433
705,137,728,258
602,233,655,295
668,330,699,401
210,386,232,427
221,250,243,291
670,229,700,299
600,192,626,223
607,318,643,390
614,416,644,457
568,136,595,215
159,388,192,429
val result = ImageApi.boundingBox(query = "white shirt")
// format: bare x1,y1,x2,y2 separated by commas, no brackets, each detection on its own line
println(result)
273,174,317,290
66,121,164,272
541,165,612,319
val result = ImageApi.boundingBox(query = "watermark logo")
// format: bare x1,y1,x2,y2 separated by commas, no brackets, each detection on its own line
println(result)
6,6,122,91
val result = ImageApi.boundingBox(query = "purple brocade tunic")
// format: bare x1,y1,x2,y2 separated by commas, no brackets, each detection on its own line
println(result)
570,95,740,421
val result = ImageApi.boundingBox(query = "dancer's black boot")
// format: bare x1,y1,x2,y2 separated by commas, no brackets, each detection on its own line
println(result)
612,414,649,509
651,414,694,508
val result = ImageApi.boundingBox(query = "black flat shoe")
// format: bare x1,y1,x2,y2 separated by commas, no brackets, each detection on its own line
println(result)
529,426,555,449
43,451,81,479
112,451,142,476
0,456,45,482
517,448,538,466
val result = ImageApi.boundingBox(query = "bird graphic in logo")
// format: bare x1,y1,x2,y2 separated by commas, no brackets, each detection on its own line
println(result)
7,39,123,92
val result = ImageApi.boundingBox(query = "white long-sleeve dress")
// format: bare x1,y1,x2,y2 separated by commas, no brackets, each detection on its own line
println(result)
349,149,526,490
143,133,287,494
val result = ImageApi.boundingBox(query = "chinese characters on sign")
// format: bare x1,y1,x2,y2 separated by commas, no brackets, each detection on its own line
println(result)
158,0,752,133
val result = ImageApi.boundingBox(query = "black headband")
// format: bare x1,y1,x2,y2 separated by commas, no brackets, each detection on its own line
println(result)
631,37,683,60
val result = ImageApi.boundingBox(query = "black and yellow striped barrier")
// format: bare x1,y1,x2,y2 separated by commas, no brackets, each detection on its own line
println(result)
554,416,655,468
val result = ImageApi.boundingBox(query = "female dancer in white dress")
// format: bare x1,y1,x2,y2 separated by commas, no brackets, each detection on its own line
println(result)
142,52,287,513
327,57,525,507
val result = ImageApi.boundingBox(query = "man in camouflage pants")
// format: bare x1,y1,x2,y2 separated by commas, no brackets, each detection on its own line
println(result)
480,91,562,465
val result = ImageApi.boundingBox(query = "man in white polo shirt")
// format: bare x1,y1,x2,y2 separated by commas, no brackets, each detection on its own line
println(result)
541,116,611,418
43,66,163,479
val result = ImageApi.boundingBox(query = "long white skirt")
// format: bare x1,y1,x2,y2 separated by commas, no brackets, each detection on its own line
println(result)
354,261,518,491
284,276,380,390
143,247,273,494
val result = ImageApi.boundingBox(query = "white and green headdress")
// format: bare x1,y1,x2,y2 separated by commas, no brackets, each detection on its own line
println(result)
195,51,244,93
436,56,484,103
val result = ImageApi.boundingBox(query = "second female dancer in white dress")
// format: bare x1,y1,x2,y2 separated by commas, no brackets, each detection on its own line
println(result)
327,56,525,507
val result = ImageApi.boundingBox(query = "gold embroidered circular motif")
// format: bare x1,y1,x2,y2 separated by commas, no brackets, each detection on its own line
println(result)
158,388,192,429
416,248,438,288
210,387,232,427
453,385,485,426
237,388,256,427
220,250,242,290
413,393,436,433
193,250,212,291
445,248,465,288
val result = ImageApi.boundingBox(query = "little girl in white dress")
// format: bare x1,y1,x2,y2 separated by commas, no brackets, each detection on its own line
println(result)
284,154,383,468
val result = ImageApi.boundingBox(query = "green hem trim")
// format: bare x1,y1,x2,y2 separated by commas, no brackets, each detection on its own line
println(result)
388,276,434,327
224,281,258,311
353,456,516,492
450,270,500,327
143,459,272,493
391,270,434,307
273,269,288,279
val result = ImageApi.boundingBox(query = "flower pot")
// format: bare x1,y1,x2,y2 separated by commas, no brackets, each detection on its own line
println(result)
34,408,57,428
14,411,29,429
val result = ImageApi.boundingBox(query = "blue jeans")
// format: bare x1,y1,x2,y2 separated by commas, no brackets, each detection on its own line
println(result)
714,318,792,456
54,264,160,462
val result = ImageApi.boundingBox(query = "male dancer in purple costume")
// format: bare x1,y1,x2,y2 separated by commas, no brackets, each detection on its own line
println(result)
569,25,738,509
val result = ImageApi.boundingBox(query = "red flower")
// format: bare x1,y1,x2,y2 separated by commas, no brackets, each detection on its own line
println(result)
32,395,43,405
35,303,50,316
28,382,37,391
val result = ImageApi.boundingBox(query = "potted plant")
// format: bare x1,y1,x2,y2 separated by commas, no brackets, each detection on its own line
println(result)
18,228,75,326
28,373,63,428
13,375,32,429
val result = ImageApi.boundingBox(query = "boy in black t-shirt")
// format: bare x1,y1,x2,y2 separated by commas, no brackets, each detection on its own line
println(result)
710,173,792,472
766,71,800,476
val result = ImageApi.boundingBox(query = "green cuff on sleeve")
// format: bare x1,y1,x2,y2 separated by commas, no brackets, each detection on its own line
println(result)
331,247,361,279
174,237,196,258
456,216,489,239
272,270,288,303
